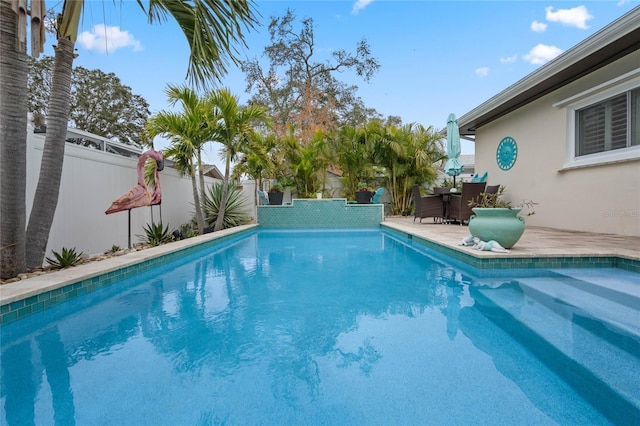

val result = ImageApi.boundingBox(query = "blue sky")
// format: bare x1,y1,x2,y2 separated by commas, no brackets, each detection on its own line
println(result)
41,1,638,168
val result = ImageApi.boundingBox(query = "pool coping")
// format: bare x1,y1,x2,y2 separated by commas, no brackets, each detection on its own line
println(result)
0,224,258,324
1,222,638,325
381,222,640,272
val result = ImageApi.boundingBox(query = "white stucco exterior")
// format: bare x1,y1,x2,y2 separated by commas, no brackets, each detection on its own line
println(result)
460,9,640,237
473,52,639,237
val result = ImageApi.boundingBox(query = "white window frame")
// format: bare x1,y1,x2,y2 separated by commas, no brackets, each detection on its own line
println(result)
554,70,640,170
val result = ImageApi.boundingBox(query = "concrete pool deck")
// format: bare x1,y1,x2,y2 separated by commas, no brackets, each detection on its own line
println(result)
1,219,639,324
382,216,640,261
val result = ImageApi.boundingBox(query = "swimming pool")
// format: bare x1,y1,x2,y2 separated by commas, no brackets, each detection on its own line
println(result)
1,228,638,425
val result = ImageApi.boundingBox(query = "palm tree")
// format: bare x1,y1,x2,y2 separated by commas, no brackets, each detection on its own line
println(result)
371,122,444,215
147,85,216,234
0,1,40,279
283,131,332,198
206,88,269,231
1,0,258,272
231,132,279,213
329,125,373,199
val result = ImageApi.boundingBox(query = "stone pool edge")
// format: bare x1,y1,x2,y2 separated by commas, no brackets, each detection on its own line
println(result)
0,224,258,325
2,222,639,325
380,222,640,272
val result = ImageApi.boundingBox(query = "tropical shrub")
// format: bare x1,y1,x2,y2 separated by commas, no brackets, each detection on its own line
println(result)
46,247,84,269
368,121,444,215
139,222,172,246
202,183,250,230
179,222,197,238
468,186,537,216
468,186,511,209
329,125,374,199
357,182,371,191
269,183,284,193
282,133,331,198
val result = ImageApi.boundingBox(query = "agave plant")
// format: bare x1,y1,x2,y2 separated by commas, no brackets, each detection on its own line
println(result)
202,183,250,230
46,247,84,269
138,222,172,246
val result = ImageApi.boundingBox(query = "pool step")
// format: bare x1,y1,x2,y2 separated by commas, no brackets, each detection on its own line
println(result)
520,270,640,341
471,277,640,425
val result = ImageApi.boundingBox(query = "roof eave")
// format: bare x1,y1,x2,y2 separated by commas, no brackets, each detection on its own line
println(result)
457,7,640,138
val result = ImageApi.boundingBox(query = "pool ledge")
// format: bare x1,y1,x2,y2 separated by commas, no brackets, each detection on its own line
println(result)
381,220,640,271
2,221,639,325
0,224,258,319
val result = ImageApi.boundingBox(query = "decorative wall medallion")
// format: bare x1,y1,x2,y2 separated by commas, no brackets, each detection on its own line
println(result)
496,136,518,170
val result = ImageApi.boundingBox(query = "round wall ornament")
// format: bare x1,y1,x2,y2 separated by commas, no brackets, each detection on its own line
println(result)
496,136,518,170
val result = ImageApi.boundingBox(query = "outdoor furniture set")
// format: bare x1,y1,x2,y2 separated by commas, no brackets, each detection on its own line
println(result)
413,183,499,225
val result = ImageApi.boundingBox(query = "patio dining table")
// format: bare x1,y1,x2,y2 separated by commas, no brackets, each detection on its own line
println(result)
432,187,457,223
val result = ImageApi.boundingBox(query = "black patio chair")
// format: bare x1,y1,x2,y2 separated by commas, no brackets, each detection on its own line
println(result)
412,185,444,223
448,182,487,225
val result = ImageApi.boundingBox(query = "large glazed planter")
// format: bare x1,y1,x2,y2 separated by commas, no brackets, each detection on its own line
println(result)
268,191,284,205
355,190,373,204
468,208,525,249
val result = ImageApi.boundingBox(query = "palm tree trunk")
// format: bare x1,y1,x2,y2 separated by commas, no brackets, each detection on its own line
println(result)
196,148,206,223
213,153,231,231
25,37,75,269
191,171,205,234
0,2,27,279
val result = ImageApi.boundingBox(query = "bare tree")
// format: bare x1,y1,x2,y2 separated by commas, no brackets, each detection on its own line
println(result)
241,9,380,144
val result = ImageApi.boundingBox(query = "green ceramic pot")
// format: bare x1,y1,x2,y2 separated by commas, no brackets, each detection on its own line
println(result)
468,208,525,249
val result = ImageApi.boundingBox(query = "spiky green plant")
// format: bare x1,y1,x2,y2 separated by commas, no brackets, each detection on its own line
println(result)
138,222,172,246
45,247,84,269
202,183,249,230
110,245,121,253
179,222,197,238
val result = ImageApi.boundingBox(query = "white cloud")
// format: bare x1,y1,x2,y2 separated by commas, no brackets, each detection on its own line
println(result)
475,67,489,77
500,55,517,64
545,6,593,29
531,20,547,32
523,44,563,65
352,0,373,15
77,24,142,53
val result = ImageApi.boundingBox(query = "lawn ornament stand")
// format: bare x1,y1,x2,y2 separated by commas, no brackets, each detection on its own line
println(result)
105,150,164,248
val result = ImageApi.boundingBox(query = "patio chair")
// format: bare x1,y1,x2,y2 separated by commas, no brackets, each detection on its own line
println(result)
485,185,500,194
471,172,488,182
448,182,487,225
372,187,385,204
432,187,450,195
257,189,270,205
412,185,444,223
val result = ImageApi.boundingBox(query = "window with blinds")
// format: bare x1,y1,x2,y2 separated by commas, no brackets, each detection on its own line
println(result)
576,87,639,156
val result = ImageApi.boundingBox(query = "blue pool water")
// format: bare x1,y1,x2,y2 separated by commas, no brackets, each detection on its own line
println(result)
1,229,639,425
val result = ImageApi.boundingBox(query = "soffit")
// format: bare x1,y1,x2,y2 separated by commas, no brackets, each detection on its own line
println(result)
457,7,640,138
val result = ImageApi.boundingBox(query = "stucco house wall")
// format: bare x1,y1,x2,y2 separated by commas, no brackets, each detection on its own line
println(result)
474,50,640,236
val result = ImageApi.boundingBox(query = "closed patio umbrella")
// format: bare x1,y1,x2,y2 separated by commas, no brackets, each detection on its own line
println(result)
444,113,465,187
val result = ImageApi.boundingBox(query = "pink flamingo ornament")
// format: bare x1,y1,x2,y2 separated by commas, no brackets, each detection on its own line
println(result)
105,150,164,214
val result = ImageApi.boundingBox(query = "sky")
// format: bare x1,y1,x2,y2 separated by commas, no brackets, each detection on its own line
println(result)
39,0,639,170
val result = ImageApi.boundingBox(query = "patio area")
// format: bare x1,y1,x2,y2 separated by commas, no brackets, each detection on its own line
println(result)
382,216,640,262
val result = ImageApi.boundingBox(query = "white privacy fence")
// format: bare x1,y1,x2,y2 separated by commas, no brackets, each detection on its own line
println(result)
26,127,256,260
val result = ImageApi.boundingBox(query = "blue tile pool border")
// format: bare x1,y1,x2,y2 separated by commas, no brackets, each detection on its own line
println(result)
0,227,256,326
257,198,384,228
2,224,638,325
381,226,640,273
